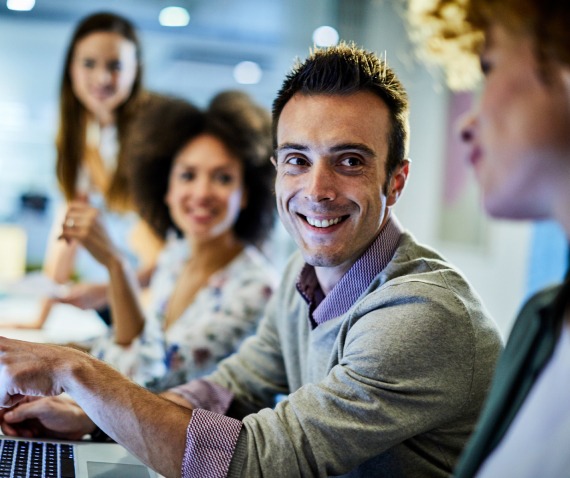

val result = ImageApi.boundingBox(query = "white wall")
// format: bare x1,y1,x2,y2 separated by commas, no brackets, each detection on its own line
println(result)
361,1,531,338
0,0,539,338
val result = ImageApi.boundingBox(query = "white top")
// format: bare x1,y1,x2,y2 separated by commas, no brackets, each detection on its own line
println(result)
51,121,139,282
78,121,119,194
90,235,278,390
478,323,570,478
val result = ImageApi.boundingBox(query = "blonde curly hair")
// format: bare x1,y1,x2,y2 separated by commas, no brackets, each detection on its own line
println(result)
406,0,570,90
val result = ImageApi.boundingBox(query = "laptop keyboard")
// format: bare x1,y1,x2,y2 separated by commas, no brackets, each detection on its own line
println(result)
0,438,75,478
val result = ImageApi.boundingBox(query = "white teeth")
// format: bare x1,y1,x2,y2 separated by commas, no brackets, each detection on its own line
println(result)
306,217,341,228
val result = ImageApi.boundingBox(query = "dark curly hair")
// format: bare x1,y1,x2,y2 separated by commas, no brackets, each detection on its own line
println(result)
272,42,409,191
127,91,276,247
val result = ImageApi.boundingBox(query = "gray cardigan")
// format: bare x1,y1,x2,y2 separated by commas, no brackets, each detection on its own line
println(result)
209,232,502,477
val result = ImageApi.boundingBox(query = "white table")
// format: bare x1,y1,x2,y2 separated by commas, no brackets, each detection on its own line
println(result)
0,297,107,344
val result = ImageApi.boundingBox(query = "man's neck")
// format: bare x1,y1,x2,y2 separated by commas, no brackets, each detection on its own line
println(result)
314,262,353,296
314,214,393,295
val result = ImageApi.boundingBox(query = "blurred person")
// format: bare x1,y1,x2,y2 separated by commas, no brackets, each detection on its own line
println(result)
60,91,277,390
0,43,502,477
28,12,163,329
408,0,570,476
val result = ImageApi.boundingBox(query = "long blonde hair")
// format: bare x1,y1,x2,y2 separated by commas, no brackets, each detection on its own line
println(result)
56,11,144,211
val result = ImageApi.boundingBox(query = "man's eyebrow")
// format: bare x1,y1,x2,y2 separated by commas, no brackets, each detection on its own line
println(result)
330,143,375,157
276,142,375,156
276,143,309,153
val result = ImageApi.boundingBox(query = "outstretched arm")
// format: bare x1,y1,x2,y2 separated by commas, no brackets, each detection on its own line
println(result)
26,205,80,330
0,337,191,477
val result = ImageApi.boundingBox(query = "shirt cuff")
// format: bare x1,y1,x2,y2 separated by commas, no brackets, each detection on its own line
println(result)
182,409,242,478
169,379,234,415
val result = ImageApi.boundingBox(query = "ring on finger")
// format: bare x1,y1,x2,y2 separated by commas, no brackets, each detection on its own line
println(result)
65,218,75,228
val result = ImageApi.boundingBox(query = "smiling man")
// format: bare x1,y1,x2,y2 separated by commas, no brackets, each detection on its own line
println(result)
0,43,502,477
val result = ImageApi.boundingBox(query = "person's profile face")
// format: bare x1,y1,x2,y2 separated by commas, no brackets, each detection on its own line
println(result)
274,92,400,276
165,134,247,243
69,31,138,125
460,23,570,220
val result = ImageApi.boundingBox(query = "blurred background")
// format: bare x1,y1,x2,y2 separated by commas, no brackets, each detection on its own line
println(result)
0,0,567,338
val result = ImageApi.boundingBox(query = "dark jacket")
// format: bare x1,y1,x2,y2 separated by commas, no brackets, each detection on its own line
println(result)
454,275,570,477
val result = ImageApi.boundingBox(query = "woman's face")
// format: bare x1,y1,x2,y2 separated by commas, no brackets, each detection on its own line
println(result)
165,134,247,243
70,31,138,125
461,24,570,221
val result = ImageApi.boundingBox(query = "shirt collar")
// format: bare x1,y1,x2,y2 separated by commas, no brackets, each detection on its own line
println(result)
296,215,403,327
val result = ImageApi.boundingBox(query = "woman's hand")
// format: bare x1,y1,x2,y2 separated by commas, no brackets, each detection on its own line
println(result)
60,202,120,269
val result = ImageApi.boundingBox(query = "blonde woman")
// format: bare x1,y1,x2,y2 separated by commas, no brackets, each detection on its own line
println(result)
33,12,162,329
409,1,570,476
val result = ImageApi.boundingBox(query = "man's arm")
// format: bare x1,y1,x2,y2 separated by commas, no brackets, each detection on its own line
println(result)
0,395,97,440
202,278,501,477
0,337,190,478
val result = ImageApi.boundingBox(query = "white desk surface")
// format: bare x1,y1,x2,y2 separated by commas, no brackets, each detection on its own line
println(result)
0,297,107,344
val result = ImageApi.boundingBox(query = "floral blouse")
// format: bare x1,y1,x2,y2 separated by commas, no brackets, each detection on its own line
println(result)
90,236,277,391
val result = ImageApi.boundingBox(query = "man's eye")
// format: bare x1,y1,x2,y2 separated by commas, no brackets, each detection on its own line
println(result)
286,156,309,166
340,156,362,167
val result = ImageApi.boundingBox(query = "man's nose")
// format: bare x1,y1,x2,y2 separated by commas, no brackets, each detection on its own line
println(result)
304,162,336,202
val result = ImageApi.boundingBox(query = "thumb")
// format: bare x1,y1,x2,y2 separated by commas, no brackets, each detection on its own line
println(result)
4,400,41,424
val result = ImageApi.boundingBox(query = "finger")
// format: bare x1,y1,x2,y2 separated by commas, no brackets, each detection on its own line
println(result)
57,233,72,245
4,408,28,424
0,421,22,436
0,394,25,409
4,398,49,424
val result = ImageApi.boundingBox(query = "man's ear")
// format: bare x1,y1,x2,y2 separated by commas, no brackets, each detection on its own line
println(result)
270,156,277,168
386,159,410,207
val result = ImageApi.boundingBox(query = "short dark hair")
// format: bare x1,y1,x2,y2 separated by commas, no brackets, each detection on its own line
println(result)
128,91,276,246
272,42,409,188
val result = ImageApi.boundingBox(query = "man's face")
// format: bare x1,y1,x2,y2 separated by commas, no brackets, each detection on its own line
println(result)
275,92,405,286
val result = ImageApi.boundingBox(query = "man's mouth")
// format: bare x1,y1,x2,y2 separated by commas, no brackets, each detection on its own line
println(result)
304,215,346,228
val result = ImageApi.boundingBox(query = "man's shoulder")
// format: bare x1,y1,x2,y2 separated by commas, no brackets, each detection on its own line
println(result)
352,231,495,329
380,232,471,291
